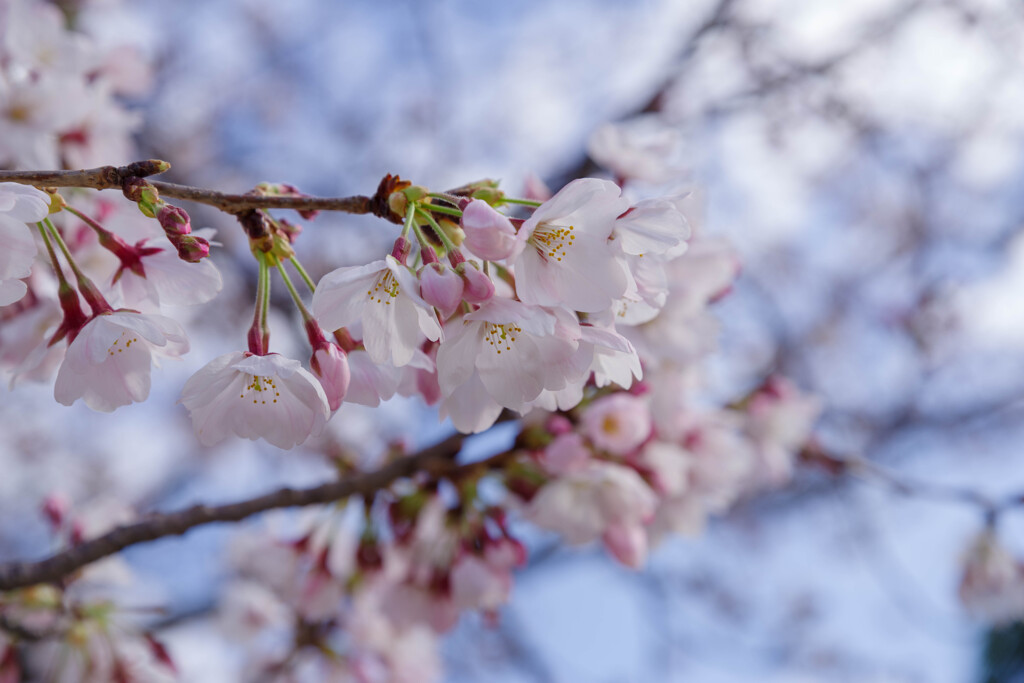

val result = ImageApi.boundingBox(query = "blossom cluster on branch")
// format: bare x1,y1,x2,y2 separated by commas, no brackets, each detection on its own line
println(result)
2,0,1019,680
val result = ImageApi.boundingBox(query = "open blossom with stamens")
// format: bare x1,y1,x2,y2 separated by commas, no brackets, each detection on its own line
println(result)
436,297,580,418
312,255,442,367
0,182,50,306
512,178,630,313
179,351,330,449
53,310,189,412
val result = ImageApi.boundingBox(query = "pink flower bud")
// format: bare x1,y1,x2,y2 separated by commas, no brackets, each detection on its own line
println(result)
461,199,517,260
542,432,590,475
391,236,412,263
456,262,495,303
419,263,464,319
310,342,350,411
603,522,648,569
157,205,191,235
172,235,210,262
41,493,69,530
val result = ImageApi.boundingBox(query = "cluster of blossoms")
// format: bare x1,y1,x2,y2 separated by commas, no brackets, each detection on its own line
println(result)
0,495,177,681
1,87,827,676
181,136,820,679
0,0,148,170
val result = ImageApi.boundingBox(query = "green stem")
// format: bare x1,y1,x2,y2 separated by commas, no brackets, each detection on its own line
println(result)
260,254,271,341
290,257,317,294
427,192,463,206
415,206,458,254
400,202,417,240
43,218,89,286
502,197,542,207
276,260,313,322
423,203,463,218
36,223,71,289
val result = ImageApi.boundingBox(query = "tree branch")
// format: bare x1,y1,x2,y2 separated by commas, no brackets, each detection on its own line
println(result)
0,162,382,217
0,431,516,592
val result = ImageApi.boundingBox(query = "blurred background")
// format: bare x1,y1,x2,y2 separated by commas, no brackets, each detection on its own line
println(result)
5,0,1024,680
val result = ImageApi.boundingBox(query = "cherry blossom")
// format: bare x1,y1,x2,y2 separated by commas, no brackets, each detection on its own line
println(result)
580,392,652,455
313,255,442,367
0,182,50,306
436,296,580,414
525,461,657,545
53,310,189,412
179,351,330,449
512,178,630,313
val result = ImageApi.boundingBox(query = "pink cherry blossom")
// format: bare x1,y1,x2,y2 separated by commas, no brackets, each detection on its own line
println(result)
436,297,580,416
580,392,651,455
179,351,330,449
525,461,657,545
53,310,189,412
512,178,630,313
313,255,442,367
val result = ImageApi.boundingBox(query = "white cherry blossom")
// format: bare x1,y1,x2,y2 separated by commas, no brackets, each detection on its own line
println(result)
436,297,580,414
53,310,189,412
512,178,630,313
179,351,330,449
313,255,442,367
0,182,50,306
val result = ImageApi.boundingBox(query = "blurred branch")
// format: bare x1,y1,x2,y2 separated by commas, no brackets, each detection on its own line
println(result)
0,431,519,593
801,442,1004,517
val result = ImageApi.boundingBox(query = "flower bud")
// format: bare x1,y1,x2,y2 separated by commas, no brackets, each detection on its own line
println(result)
603,522,648,569
419,263,464,319
461,199,517,260
456,262,495,303
157,205,191,236
391,236,412,264
172,235,210,262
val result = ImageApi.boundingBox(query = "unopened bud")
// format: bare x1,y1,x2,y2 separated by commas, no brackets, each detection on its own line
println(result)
456,261,495,303
390,236,412,263
461,199,517,260
172,235,210,262
419,263,464,319
157,205,191,236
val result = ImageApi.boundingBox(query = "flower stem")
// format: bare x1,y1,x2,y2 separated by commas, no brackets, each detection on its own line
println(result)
35,222,71,290
290,257,317,294
400,202,417,240
502,197,542,207
248,252,270,355
43,218,111,314
423,203,463,218
415,206,458,254
276,260,313,322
